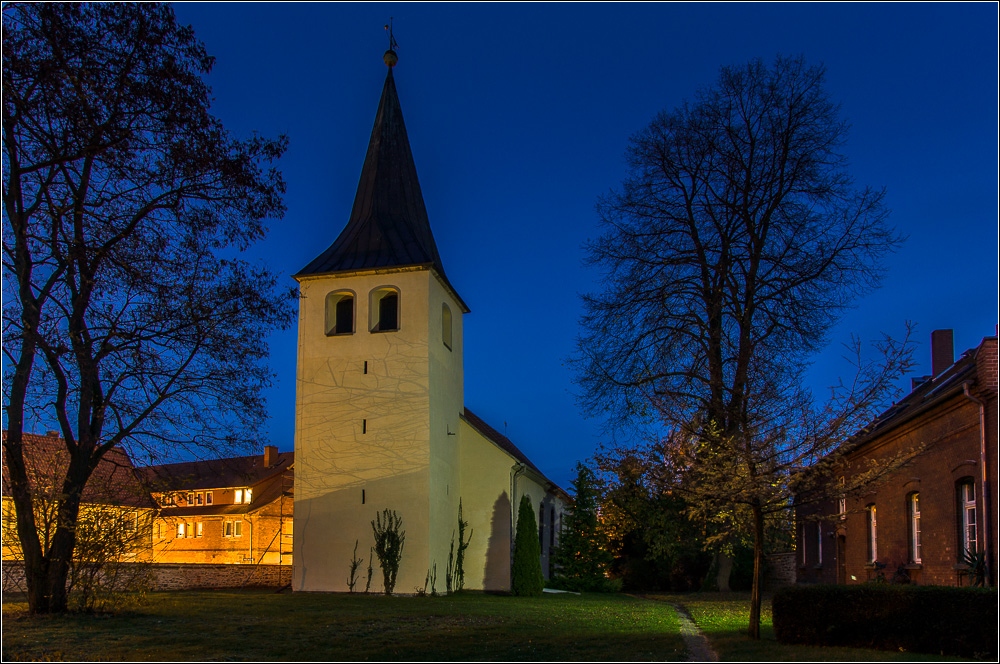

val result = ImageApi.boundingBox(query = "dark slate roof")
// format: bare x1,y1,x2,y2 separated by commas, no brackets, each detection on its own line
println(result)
462,408,567,498
2,431,155,509
297,65,467,311
137,452,293,493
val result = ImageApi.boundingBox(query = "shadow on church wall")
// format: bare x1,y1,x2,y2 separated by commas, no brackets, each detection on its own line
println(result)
482,491,511,592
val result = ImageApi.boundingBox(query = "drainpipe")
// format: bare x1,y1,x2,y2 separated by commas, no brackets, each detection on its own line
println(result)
963,383,993,586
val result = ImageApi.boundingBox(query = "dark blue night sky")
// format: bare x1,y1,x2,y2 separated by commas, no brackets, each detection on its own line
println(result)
170,3,998,490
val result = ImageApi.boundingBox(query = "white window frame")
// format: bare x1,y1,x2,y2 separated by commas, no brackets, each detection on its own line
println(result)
224,520,233,537
245,488,252,504
195,522,203,538
177,522,186,538
909,492,921,564
235,488,243,504
866,504,878,563
961,481,977,554
234,520,243,537
205,491,213,505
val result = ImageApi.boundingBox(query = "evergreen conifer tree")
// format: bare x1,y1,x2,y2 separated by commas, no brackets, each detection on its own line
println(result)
511,494,544,596
551,463,614,591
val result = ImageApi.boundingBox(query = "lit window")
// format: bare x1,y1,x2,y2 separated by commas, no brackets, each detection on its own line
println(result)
234,520,243,537
245,488,252,504
369,287,400,332
442,303,453,350
958,479,977,556
177,522,186,538
908,492,921,564
866,504,877,563
196,522,203,538
235,489,243,504
325,291,355,336
205,492,213,505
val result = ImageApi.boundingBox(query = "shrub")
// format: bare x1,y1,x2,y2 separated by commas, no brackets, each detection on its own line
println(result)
371,509,405,595
773,584,997,659
550,463,614,592
511,495,543,596
447,498,473,594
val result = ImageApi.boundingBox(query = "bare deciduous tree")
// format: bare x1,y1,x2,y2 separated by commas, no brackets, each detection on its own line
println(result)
577,56,914,638
3,3,292,613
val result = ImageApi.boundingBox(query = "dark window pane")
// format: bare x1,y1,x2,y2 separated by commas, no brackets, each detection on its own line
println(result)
379,293,398,330
336,296,353,334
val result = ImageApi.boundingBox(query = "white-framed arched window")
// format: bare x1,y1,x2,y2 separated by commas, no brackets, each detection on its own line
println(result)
908,492,921,564
442,303,453,350
957,478,978,557
865,504,878,563
369,286,400,332
325,290,355,336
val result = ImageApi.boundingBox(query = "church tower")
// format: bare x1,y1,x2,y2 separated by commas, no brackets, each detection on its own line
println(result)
292,48,469,592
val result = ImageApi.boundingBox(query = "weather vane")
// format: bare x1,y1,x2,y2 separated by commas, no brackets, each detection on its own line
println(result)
384,17,399,52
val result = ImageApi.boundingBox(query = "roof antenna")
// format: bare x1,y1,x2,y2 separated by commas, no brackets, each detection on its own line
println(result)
383,18,399,67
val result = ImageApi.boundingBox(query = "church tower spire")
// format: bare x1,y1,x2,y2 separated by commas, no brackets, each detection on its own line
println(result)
298,48,465,310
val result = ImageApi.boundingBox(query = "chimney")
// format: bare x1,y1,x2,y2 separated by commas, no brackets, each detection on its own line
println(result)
931,329,954,377
263,445,278,468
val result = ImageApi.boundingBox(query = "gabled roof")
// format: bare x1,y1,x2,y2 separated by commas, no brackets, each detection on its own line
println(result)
296,63,467,310
156,467,292,518
1,431,155,509
848,336,994,454
137,452,293,493
462,408,567,499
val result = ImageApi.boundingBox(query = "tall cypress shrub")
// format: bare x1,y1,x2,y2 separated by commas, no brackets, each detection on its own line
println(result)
511,494,544,596
551,463,614,591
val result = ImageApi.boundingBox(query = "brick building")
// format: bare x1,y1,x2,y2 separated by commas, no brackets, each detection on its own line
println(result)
139,446,293,566
796,329,998,586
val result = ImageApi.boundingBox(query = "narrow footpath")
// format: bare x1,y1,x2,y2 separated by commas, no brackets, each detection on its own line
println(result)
669,602,719,662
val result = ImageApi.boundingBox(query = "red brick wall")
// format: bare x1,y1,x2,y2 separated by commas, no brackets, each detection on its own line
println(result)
153,495,291,565
796,394,995,585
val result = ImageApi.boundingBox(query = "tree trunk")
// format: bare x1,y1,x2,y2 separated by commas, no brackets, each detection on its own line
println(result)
747,504,765,639
715,552,733,592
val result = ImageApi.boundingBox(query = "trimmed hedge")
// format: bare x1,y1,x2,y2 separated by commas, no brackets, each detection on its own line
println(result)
773,584,997,659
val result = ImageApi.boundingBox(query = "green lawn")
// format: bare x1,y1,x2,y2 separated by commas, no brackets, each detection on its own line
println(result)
644,592,973,662
4,589,978,662
2,590,687,661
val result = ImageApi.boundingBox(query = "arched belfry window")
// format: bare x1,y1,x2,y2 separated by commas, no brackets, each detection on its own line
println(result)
442,303,453,350
369,287,400,332
325,291,355,336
